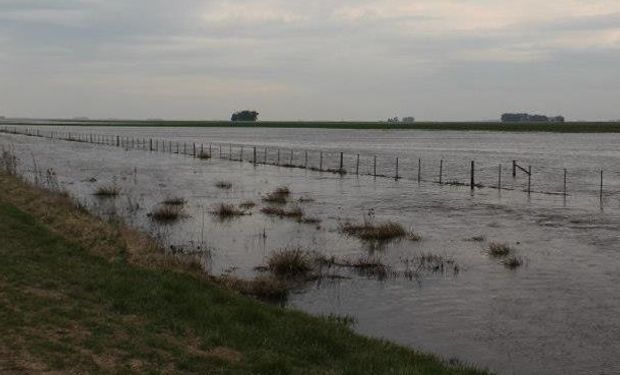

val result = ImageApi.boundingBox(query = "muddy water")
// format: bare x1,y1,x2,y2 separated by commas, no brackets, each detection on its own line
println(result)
2,131,620,375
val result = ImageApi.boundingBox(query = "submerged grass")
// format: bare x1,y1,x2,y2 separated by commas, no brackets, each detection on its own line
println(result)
260,206,304,219
487,242,512,257
212,203,246,219
341,221,408,242
262,186,290,204
266,248,313,278
0,172,492,375
149,205,184,223
93,184,119,197
215,181,233,189
162,196,186,206
239,201,256,209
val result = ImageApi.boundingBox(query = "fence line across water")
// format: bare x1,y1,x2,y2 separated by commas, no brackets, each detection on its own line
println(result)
1,126,617,209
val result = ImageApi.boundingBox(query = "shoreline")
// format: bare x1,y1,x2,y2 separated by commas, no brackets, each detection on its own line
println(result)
0,170,491,374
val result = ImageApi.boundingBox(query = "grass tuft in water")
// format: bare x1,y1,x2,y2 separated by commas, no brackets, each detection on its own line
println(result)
149,205,183,223
341,221,407,242
267,248,313,278
488,242,512,257
215,181,233,189
212,203,246,219
93,185,120,197
162,197,186,206
262,187,290,204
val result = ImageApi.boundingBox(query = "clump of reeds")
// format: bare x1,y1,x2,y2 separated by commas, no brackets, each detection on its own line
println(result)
262,186,290,204
239,201,256,209
215,181,232,189
94,185,120,197
260,206,304,219
341,221,407,242
267,248,313,277
197,152,211,160
502,256,524,269
162,197,186,206
212,203,246,219
488,242,512,257
149,205,183,223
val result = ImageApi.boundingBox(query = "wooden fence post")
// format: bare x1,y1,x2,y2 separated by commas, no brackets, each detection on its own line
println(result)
418,158,421,183
339,152,344,171
498,164,502,190
319,152,323,170
395,157,399,180
470,161,475,189
527,166,532,194
563,169,567,196
439,160,443,184
253,147,257,165
512,160,517,177
600,170,604,201
373,156,377,177
356,154,360,175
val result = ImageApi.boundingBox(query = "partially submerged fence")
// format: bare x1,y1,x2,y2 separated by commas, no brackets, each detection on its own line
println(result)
1,126,618,208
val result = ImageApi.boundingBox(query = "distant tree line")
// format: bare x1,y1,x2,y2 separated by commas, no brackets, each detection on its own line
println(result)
501,113,565,123
231,110,259,122
387,116,415,124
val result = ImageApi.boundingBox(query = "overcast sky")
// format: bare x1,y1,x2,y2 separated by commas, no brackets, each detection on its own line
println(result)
1,1,619,121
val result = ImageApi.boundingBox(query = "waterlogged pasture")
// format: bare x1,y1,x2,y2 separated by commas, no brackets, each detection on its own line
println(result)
2,131,620,375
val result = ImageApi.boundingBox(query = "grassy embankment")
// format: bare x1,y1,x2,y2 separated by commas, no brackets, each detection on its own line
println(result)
3,119,620,132
0,172,490,374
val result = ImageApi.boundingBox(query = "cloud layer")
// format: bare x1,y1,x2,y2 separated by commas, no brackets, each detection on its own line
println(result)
1,0,619,121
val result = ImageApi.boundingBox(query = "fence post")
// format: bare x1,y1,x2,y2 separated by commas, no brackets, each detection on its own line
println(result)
290,149,293,165
600,170,604,201
264,148,268,164
512,160,517,177
395,157,399,180
209,143,212,157
527,166,532,194
418,158,421,183
277,149,281,165
373,156,377,177
241,146,244,162
253,147,257,165
498,164,502,190
320,152,323,170
193,143,196,157
229,144,232,160
339,152,344,171
563,169,567,196
470,161,475,189
201,143,204,155
149,139,153,152
356,154,360,175
439,160,443,184
305,151,308,168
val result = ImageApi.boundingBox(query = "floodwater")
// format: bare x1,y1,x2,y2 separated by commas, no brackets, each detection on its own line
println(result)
2,127,620,375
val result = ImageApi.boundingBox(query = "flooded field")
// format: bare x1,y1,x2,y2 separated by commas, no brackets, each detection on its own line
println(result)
2,128,620,375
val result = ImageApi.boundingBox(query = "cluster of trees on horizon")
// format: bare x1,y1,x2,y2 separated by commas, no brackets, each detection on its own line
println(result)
231,110,259,122
501,113,565,123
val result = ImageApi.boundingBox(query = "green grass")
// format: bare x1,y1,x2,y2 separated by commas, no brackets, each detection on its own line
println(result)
0,200,490,374
4,119,620,132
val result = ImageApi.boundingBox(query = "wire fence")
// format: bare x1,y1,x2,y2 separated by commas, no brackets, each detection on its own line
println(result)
2,126,619,208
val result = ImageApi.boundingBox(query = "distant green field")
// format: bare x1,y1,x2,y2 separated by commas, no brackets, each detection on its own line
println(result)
3,119,620,132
